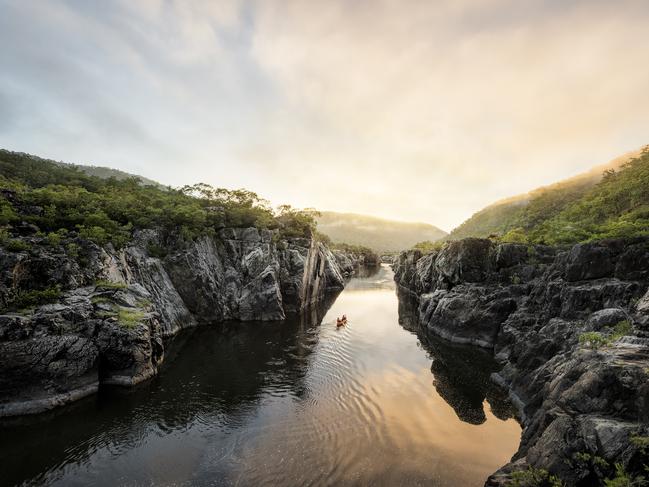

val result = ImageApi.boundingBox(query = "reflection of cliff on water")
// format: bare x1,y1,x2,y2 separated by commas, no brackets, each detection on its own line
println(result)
0,294,338,487
397,288,515,425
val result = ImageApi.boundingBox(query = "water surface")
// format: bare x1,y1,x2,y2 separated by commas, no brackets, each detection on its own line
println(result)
0,265,520,486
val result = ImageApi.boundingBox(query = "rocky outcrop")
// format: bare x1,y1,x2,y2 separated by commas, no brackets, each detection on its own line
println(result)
394,237,649,486
332,249,380,277
0,228,347,417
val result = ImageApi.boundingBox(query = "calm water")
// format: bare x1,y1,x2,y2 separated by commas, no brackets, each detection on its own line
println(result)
0,265,520,487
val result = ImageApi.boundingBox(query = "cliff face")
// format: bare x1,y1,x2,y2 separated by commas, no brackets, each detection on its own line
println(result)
394,238,649,486
0,228,349,417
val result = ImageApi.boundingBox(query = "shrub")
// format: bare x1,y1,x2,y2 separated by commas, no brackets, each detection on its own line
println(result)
45,229,67,246
511,467,564,487
604,463,646,487
579,332,609,350
579,321,633,350
7,286,61,310
502,227,529,244
4,239,31,252
630,436,649,454
610,321,632,341
66,242,80,258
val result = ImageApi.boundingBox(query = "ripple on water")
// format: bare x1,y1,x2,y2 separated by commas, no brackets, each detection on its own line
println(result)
1,265,521,487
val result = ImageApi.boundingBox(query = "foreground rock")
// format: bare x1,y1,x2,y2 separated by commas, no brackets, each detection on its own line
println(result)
394,237,649,486
0,228,354,417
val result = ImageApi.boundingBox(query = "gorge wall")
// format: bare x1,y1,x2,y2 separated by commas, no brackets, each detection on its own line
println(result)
0,228,356,417
394,238,649,486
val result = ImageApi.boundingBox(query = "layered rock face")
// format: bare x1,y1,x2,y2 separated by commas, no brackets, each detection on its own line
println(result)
0,228,348,417
394,237,649,486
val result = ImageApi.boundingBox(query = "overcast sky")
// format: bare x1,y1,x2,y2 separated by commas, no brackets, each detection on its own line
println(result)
1,0,648,231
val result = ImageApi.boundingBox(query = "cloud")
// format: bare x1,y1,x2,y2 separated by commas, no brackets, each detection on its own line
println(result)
0,0,648,230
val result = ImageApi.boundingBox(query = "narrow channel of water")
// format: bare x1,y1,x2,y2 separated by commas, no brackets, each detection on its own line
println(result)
0,265,520,487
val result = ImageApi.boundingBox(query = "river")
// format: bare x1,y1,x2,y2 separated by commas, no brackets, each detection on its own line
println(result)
0,265,521,487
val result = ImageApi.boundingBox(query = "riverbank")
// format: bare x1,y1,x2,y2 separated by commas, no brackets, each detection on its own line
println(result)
394,237,649,486
0,264,520,487
0,228,364,417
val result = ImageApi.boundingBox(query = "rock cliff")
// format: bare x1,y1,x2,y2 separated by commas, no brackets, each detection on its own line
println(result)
394,237,649,486
0,228,349,417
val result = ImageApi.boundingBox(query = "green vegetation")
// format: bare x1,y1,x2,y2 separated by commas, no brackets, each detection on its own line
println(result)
3,239,31,252
0,150,318,249
510,467,564,487
316,211,447,253
571,451,610,475
579,321,633,350
330,241,379,262
95,280,128,290
631,436,649,454
604,463,646,487
579,332,610,350
117,308,145,329
413,240,446,254
6,286,61,311
94,305,145,329
449,147,649,244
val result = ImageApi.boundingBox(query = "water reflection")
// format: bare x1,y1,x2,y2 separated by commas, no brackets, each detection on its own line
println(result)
0,265,520,487
397,290,515,425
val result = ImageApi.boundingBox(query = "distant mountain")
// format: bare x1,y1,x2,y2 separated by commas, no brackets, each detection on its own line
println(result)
317,211,447,253
448,147,645,241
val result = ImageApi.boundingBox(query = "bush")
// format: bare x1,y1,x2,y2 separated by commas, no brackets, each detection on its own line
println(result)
4,239,31,252
45,229,67,246
7,286,61,310
511,467,564,487
579,321,633,350
579,332,609,350
630,436,649,454
611,320,632,341
604,463,646,487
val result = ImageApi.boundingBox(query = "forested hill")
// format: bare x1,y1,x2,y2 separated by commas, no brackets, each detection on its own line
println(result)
447,146,649,245
0,149,319,248
2,150,161,187
317,211,447,253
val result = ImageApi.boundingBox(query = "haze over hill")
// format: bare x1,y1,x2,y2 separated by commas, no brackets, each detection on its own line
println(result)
449,147,645,240
317,212,447,253
4,150,162,188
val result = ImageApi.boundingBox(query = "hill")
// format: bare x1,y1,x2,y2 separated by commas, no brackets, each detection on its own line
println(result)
448,147,645,241
0,149,318,248
0,149,162,187
317,211,447,253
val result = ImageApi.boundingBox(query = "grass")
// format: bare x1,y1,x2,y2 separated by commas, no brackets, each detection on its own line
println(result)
579,321,633,350
117,308,145,329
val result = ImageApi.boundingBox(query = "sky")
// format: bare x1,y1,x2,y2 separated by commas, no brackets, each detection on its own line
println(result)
1,0,648,232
